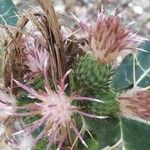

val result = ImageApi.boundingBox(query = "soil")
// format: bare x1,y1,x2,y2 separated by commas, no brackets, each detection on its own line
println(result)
12,0,150,39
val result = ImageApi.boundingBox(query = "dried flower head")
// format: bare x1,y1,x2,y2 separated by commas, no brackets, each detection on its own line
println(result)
74,10,142,66
118,87,150,121
13,70,107,149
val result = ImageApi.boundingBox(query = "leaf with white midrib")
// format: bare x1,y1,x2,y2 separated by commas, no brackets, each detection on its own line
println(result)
134,43,150,87
112,41,150,89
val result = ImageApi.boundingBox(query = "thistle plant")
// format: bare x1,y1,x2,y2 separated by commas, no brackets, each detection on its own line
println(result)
74,9,142,99
74,9,140,65
0,0,150,150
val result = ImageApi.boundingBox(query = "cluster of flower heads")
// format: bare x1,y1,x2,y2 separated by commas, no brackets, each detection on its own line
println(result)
73,9,142,67
0,64,106,150
72,9,150,122
0,8,149,150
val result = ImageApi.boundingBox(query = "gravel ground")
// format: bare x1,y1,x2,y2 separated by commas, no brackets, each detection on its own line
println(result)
13,0,150,38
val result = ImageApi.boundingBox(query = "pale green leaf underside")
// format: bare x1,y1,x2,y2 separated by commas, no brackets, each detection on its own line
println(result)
0,0,18,26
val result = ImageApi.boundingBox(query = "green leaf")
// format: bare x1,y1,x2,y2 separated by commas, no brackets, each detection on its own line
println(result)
0,0,18,26
80,138,99,150
86,117,150,150
112,54,133,90
134,41,150,87
85,117,120,149
112,41,150,90
121,118,150,150
33,138,48,150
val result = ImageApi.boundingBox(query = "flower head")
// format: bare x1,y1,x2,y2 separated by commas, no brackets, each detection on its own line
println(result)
23,34,49,74
75,10,142,66
2,125,34,150
0,115,34,150
0,90,16,122
6,133,34,150
13,70,107,149
118,87,150,121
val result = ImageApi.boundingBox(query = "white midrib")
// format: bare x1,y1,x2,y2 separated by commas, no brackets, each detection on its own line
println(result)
119,118,126,150
135,68,150,86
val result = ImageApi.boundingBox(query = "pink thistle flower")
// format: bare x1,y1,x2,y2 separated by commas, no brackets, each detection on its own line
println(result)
1,120,34,150
13,70,107,149
118,87,150,121
74,10,142,67
23,34,49,75
0,90,16,122
6,133,34,150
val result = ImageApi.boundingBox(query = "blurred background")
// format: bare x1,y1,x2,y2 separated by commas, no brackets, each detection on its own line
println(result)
13,0,150,38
